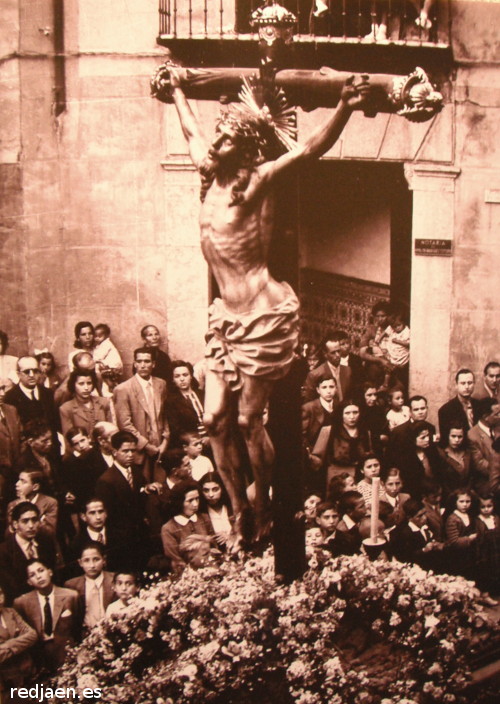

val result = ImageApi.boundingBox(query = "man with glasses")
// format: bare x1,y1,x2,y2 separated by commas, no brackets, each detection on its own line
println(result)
4,356,60,438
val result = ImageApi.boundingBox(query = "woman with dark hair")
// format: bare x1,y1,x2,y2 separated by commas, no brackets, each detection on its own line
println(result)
198,471,235,548
36,351,61,391
358,381,389,455
140,324,173,386
166,360,206,445
160,479,215,573
437,423,472,498
396,420,443,499
326,398,370,485
68,321,95,369
59,369,111,438
0,329,18,383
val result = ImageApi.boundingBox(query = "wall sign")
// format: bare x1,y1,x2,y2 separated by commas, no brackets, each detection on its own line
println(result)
415,239,452,256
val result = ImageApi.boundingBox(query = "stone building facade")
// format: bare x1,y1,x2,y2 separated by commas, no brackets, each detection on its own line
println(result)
0,0,498,423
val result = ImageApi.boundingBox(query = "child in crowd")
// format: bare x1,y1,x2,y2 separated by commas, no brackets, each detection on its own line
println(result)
475,494,500,600
315,502,352,557
65,542,115,629
93,324,123,396
386,386,410,430
105,572,139,618
327,473,356,504
305,525,331,564
445,489,477,579
384,313,410,368
383,468,410,525
181,431,214,482
337,490,366,552
421,480,445,541
296,493,323,528
356,454,388,509
8,470,58,537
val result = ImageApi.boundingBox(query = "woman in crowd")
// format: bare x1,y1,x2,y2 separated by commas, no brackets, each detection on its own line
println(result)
198,472,235,550
36,351,61,390
140,324,173,387
161,480,216,573
165,360,205,446
59,369,112,438
68,321,95,369
396,421,443,498
358,382,389,456
326,399,370,485
437,423,472,498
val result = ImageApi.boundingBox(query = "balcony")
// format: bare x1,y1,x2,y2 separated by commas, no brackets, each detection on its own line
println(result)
157,2,452,74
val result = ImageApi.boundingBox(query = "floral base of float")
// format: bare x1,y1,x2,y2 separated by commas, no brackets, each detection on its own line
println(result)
53,550,498,704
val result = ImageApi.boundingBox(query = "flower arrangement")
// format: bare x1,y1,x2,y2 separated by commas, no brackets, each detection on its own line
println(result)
54,550,497,703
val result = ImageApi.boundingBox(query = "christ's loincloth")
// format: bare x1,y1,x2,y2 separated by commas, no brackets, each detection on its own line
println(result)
205,282,300,391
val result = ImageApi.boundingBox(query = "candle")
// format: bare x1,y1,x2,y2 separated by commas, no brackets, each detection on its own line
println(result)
370,477,380,543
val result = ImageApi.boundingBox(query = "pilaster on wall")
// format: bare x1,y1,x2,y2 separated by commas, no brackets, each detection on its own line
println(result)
160,154,209,364
404,163,460,424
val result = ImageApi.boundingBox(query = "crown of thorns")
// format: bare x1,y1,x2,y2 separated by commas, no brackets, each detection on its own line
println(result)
217,76,297,156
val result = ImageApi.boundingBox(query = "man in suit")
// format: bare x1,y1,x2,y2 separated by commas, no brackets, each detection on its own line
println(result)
113,347,169,481
468,401,500,493
473,361,500,405
303,331,352,403
64,542,115,630
95,431,161,569
0,582,37,690
438,368,482,440
13,559,79,673
0,377,21,510
387,395,436,463
0,503,57,599
4,357,60,437
68,498,121,573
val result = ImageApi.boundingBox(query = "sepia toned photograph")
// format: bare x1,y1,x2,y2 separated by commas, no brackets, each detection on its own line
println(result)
0,1,499,702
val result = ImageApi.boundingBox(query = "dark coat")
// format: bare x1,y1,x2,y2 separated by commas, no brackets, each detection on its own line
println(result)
438,396,481,439
165,388,205,443
0,533,57,599
4,384,60,434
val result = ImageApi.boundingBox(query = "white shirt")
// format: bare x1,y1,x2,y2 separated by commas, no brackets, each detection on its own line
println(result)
208,505,231,534
101,452,114,468
87,527,107,543
174,514,198,526
319,398,334,413
341,514,356,531
105,600,130,618
114,461,133,486
190,454,214,482
479,515,495,530
15,534,38,560
19,383,39,401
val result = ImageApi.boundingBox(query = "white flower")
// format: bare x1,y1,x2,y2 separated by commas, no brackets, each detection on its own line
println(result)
389,612,402,626
324,656,344,679
178,663,197,680
287,659,308,679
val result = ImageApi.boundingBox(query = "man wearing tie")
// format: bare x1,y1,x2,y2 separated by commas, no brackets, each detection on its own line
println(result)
13,559,79,673
113,348,169,481
4,357,60,438
95,431,161,569
0,503,57,599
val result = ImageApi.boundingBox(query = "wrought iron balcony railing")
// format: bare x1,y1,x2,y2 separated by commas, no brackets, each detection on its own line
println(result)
158,1,450,48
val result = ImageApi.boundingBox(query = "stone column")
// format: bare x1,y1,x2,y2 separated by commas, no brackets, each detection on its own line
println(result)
404,163,460,425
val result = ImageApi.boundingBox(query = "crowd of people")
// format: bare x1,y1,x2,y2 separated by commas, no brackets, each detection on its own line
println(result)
0,306,498,692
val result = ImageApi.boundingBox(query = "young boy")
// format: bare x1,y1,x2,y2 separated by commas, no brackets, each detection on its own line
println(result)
180,431,214,482
421,480,445,542
13,559,79,673
315,501,352,557
69,498,120,573
337,490,366,552
383,468,410,526
8,470,58,537
105,571,139,618
65,542,115,629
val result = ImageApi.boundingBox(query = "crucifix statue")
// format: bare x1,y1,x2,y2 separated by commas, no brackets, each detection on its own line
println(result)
151,2,443,547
